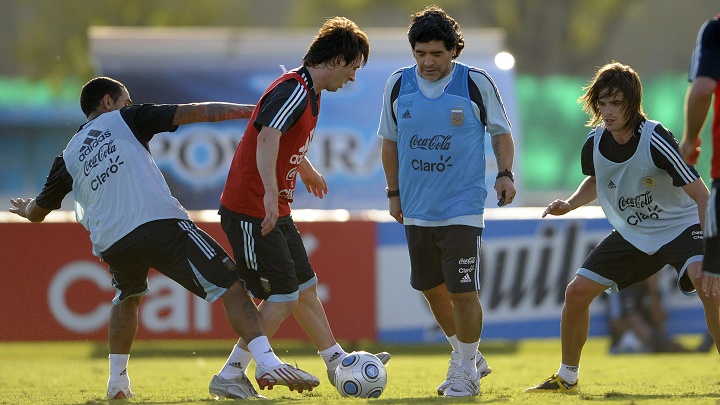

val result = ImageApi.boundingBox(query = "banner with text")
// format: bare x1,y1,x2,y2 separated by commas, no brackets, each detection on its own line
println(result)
0,221,376,341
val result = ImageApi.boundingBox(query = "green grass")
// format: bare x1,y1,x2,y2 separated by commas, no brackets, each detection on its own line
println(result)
0,336,718,404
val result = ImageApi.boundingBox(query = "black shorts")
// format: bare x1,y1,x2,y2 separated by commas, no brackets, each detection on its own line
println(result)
704,183,719,276
102,219,241,304
405,225,483,293
578,224,703,296
221,213,316,302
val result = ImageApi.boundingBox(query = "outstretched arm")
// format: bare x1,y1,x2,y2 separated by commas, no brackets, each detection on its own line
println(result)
9,198,52,222
542,176,597,218
172,103,255,125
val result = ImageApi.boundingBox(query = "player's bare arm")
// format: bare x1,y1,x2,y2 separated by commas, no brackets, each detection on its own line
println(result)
682,177,710,233
492,133,516,205
256,126,281,236
172,102,256,125
297,157,328,199
680,76,715,164
381,139,403,224
9,197,52,222
542,176,597,218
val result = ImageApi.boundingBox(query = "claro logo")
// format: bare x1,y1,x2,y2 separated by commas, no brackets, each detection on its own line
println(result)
47,261,213,334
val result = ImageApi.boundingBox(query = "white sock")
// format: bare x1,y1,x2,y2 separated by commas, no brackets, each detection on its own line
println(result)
108,354,130,387
457,340,479,373
217,344,253,379
446,334,460,352
247,336,282,368
319,343,347,371
558,363,579,383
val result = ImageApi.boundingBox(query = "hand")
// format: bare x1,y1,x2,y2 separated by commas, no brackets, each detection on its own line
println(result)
679,137,701,165
261,192,279,236
494,177,516,207
542,199,572,218
388,197,403,224
698,271,720,298
300,171,328,199
9,197,33,218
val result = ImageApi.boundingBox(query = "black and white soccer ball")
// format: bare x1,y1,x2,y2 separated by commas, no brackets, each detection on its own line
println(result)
334,351,387,398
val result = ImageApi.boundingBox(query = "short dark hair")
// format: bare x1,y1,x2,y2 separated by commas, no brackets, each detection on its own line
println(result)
80,77,126,118
302,17,370,68
408,6,465,58
579,61,646,129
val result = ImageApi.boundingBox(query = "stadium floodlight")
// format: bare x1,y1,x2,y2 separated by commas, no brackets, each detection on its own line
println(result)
495,51,515,70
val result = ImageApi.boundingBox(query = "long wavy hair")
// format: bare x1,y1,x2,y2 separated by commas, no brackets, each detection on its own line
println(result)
579,61,646,130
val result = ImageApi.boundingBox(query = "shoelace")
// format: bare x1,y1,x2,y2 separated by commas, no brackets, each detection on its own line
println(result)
444,356,460,380
448,369,478,393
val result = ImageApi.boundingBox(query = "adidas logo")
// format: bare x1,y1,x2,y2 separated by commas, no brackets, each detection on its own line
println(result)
608,180,616,189
328,352,343,362
460,273,472,283
401,110,412,119
229,361,244,369
79,129,111,162
561,380,577,390
82,129,104,148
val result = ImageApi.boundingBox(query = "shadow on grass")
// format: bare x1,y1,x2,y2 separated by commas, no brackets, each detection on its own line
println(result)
598,391,720,400
89,339,519,359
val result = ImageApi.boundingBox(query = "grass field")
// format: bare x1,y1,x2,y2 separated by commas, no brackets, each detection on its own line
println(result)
0,335,718,404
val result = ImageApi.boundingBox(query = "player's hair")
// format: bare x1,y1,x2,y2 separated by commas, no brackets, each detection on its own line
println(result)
407,6,465,58
80,77,127,118
579,61,646,129
302,17,369,68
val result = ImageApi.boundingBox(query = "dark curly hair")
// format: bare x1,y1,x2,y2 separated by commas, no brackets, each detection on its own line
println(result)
407,6,465,58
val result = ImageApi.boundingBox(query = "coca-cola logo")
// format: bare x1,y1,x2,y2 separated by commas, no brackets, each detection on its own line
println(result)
83,139,117,176
409,134,452,150
618,191,653,211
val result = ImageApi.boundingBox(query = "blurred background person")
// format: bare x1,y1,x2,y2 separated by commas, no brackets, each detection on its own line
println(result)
607,273,689,354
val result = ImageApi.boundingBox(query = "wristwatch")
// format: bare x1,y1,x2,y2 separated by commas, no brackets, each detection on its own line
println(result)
496,169,514,182
385,187,400,198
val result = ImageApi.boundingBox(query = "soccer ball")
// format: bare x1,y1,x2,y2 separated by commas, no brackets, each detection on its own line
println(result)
334,351,387,398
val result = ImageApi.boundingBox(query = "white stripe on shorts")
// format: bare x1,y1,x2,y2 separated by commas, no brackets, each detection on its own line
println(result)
179,220,216,259
475,235,482,289
240,220,258,271
707,187,718,238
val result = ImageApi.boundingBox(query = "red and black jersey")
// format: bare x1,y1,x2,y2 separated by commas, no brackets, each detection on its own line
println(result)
690,16,720,179
220,67,320,218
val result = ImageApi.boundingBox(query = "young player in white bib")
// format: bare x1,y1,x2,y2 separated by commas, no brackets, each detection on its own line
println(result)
526,62,720,394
